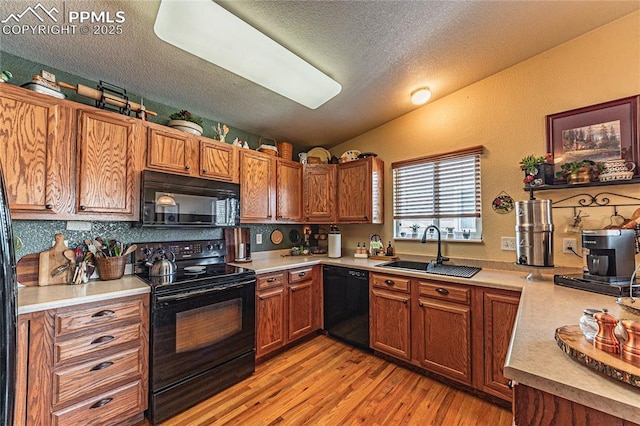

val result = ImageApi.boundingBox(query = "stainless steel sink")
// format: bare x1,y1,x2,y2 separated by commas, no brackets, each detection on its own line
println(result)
376,260,481,279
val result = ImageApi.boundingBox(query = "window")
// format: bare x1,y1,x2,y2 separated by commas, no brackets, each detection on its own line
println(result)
392,146,483,241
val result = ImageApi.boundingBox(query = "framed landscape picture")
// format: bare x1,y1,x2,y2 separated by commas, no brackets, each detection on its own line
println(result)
546,95,639,182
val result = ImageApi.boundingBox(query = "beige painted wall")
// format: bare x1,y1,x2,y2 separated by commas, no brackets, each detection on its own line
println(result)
331,11,640,268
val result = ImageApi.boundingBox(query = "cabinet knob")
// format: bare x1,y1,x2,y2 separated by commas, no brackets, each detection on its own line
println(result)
298,272,306,277
91,309,115,318
403,299,408,304
435,288,450,296
90,398,113,409
384,279,395,285
45,204,53,210
79,205,87,211
90,361,114,371
267,277,276,283
91,335,115,345
508,380,514,389
185,165,191,170
292,288,297,292
419,301,424,307
202,169,208,173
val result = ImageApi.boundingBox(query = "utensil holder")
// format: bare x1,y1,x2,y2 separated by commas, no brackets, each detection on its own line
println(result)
95,256,126,281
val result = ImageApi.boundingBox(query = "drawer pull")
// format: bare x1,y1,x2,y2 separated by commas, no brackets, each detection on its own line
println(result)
508,380,514,389
403,299,408,305
298,272,306,277
435,288,450,296
267,277,277,283
90,398,113,409
91,335,115,345
90,361,114,371
384,279,395,285
91,310,115,318
419,301,424,307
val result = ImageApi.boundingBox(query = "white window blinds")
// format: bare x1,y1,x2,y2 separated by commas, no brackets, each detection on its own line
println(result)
392,146,483,220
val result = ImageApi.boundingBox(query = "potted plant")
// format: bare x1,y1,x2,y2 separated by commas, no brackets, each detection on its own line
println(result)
520,153,554,186
168,110,204,136
410,224,421,237
556,160,603,184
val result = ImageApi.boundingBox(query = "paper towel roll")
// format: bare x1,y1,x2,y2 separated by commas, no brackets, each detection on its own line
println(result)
328,234,341,258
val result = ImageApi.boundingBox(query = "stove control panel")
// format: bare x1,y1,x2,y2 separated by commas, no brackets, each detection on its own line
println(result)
133,239,227,272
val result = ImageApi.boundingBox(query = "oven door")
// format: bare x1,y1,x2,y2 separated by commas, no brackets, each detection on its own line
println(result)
151,279,255,391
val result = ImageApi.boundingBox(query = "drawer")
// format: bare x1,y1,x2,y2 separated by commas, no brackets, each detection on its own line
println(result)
371,273,410,293
287,267,314,284
53,347,142,406
417,280,471,304
55,298,143,337
55,323,141,365
52,379,143,426
257,272,285,290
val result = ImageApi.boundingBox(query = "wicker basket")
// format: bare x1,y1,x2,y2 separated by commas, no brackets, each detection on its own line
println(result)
95,256,127,281
277,142,293,160
258,137,278,156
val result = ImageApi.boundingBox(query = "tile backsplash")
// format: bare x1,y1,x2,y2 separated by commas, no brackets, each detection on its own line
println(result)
12,220,303,259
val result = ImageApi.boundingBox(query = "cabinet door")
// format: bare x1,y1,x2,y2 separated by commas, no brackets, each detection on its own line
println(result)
416,297,472,385
482,289,520,401
146,126,194,175
370,287,411,360
0,86,73,215
337,157,383,223
240,151,274,222
199,139,238,182
275,160,303,222
287,280,313,342
76,110,140,217
303,164,336,223
256,286,285,358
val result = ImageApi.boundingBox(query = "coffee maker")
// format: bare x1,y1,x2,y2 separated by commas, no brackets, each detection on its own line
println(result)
582,229,636,283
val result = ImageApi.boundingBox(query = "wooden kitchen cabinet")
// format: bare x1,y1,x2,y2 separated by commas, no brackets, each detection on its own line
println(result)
146,123,239,183
275,160,303,222
414,280,472,385
303,164,336,223
476,288,520,402
75,108,142,218
337,156,384,224
16,294,149,426
256,272,286,358
240,150,275,223
0,83,74,218
256,266,321,361
369,273,411,360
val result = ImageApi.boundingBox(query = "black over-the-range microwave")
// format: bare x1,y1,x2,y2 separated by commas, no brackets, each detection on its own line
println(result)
137,171,240,228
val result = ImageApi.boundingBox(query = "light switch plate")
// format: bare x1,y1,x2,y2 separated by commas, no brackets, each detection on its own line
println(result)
256,233,262,244
501,237,516,251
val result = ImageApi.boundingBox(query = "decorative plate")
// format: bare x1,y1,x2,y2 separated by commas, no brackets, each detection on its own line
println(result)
307,147,331,163
358,152,378,159
340,150,361,163
270,229,283,245
492,192,514,214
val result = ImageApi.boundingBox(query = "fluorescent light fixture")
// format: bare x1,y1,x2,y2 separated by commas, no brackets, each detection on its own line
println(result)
154,0,342,109
411,88,431,105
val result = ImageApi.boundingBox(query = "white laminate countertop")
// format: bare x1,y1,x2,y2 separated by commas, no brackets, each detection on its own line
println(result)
235,254,640,423
17,275,150,314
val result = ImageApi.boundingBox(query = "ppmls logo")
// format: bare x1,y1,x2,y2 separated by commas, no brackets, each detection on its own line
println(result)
1,3,59,24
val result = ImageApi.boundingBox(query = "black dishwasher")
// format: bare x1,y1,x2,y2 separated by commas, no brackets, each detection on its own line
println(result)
323,265,370,351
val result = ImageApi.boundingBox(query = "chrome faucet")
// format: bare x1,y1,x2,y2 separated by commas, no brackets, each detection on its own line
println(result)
421,225,449,265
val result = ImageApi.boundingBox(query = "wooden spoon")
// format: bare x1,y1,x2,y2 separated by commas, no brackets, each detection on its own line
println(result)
121,244,137,257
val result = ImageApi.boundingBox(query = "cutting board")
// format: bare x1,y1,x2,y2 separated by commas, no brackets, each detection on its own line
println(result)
38,234,71,286
16,253,39,287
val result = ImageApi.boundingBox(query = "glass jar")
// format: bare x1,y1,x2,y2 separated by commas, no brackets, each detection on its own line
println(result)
580,308,601,342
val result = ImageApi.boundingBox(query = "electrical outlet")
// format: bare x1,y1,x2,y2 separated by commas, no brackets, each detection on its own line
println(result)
256,233,262,244
66,220,92,231
501,237,516,251
563,238,577,254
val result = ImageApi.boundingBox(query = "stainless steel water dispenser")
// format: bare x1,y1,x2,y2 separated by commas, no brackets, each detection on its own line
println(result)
516,199,554,267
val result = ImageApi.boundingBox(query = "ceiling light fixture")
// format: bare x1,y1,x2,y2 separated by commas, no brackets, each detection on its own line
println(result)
410,88,432,105
154,0,342,109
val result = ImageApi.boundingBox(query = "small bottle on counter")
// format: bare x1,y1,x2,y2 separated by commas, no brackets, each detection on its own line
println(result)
356,242,362,254
386,241,394,256
579,308,601,343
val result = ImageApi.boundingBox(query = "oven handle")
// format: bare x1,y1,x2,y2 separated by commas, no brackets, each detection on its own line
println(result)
156,279,256,302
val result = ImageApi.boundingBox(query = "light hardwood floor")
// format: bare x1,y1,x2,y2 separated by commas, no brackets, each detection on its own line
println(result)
142,335,512,425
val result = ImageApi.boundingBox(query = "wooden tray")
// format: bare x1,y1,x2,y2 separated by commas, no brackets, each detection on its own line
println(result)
555,325,640,388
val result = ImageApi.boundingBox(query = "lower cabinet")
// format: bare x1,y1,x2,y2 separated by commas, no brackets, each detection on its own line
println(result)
15,294,149,426
414,280,472,385
369,273,411,360
256,265,321,360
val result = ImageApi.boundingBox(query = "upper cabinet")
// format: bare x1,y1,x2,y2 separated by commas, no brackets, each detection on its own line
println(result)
146,122,239,183
337,157,384,224
239,150,303,223
303,164,336,224
0,84,143,221
0,84,74,217
75,108,142,218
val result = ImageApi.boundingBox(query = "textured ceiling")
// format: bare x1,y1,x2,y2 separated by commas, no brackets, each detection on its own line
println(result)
1,0,639,148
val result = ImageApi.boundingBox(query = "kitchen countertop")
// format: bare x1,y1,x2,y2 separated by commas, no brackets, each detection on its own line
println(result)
234,253,640,422
17,275,150,314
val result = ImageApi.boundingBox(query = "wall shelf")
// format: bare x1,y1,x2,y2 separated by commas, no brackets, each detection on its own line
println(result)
524,178,640,201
